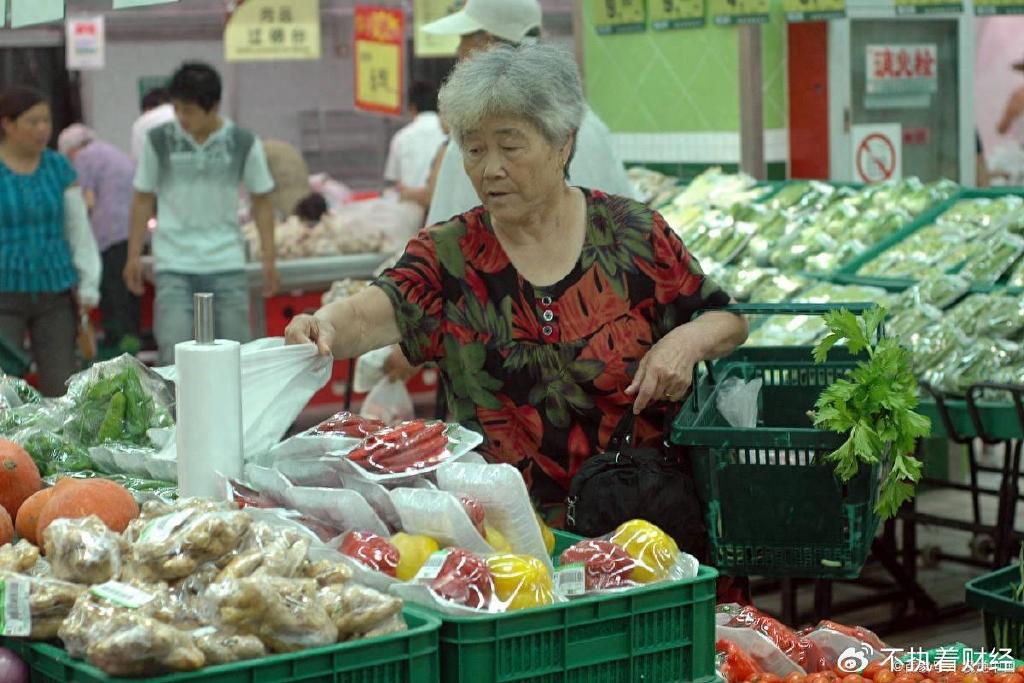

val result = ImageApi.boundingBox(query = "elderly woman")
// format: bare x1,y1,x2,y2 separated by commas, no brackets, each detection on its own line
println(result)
286,43,747,518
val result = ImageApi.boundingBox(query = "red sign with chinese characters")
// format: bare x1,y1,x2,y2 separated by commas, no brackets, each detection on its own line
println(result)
354,6,404,116
865,44,938,95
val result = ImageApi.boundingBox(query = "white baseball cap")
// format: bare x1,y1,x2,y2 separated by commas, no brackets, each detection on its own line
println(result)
422,0,542,44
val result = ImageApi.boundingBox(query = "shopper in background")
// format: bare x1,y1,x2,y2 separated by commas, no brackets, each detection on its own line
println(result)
384,81,446,210
286,44,746,560
58,124,140,352
124,62,278,365
420,0,637,226
997,57,1024,138
263,138,312,219
0,88,101,395
131,87,175,161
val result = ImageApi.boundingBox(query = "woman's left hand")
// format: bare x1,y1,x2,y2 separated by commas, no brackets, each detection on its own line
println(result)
625,328,701,415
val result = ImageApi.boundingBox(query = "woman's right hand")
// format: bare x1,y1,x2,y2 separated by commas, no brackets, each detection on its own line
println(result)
285,314,335,357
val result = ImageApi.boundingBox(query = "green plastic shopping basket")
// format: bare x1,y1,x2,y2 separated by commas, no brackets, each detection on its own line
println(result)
672,303,883,579
966,563,1024,658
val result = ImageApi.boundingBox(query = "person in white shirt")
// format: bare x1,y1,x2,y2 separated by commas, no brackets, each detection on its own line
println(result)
383,81,446,210
421,0,637,227
130,87,176,161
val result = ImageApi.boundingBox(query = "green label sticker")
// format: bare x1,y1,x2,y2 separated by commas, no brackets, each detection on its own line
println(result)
0,578,32,637
90,581,155,609
138,509,194,544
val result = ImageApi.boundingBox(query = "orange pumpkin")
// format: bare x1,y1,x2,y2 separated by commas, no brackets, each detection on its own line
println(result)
36,478,139,541
0,505,12,546
0,439,42,519
16,487,57,545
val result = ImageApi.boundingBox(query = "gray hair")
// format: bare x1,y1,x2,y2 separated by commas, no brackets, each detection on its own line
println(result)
438,43,586,151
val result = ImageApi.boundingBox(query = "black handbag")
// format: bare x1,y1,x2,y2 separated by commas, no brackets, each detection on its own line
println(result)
564,409,710,563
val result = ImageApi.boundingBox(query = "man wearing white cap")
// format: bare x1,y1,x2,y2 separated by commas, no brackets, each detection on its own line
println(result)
421,0,637,226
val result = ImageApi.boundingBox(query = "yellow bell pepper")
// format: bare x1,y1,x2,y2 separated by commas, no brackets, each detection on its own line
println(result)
485,524,513,554
536,514,556,555
609,519,679,583
485,554,554,611
391,533,440,581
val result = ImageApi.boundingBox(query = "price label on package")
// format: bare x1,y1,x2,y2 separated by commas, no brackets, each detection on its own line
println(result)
554,564,587,598
651,0,706,29
0,577,31,637
413,550,451,583
592,0,647,34
91,581,156,610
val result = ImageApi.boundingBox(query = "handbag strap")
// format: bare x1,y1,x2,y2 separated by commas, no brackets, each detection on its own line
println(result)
607,409,636,452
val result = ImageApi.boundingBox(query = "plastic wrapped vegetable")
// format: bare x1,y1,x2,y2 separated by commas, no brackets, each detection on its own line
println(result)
722,604,832,673
486,554,555,611
946,294,1024,339
717,639,765,683
85,611,205,677
338,530,400,577
127,510,252,582
428,548,494,610
192,628,267,665
958,231,1024,284
203,576,339,653
0,541,41,574
319,582,404,638
13,431,94,477
43,516,125,585
63,355,173,448
0,570,86,639
559,539,637,592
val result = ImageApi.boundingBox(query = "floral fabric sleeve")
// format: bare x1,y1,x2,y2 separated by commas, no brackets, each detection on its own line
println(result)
644,210,731,339
372,228,446,365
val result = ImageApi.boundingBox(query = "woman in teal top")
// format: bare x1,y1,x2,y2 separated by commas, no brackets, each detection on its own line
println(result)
0,87,101,396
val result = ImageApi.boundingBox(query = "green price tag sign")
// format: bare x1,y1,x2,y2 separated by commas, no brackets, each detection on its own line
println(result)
975,0,1024,14
783,0,845,21
592,0,647,35
650,0,706,29
894,0,962,14
709,0,770,25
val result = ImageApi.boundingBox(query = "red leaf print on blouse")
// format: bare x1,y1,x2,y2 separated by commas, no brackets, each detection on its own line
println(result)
595,394,632,450
567,424,591,477
558,268,631,341
461,214,510,274
509,295,544,341
636,214,703,305
578,312,652,393
477,397,543,465
463,265,491,308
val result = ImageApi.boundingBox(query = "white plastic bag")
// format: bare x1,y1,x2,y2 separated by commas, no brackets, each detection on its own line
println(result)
716,377,763,429
353,347,393,394
388,488,492,555
282,487,389,539
437,462,553,573
158,338,331,465
359,379,414,425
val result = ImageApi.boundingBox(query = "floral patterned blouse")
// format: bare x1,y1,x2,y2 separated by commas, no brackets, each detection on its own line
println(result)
374,189,730,506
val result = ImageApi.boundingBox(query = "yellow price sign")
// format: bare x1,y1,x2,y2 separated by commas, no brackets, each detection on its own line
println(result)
783,0,845,21
224,0,320,62
591,0,647,35
709,0,769,24
354,6,404,116
894,0,961,14
650,0,705,29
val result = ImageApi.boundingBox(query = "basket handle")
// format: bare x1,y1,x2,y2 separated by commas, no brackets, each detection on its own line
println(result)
688,302,884,413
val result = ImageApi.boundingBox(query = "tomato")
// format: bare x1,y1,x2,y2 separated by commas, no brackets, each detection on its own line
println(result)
962,674,987,683
895,676,921,683
748,675,782,683
785,673,808,683
842,675,867,683
1000,675,1023,683
1016,667,1024,677
862,663,885,680
875,671,898,683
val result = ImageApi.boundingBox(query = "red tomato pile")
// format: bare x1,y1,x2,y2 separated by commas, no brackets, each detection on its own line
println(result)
737,662,1024,683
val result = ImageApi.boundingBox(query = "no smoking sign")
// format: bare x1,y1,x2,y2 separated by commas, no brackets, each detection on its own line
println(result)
851,123,902,183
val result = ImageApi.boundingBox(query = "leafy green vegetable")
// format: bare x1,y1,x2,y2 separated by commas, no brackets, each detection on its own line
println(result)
64,367,169,447
812,307,931,518
19,431,95,476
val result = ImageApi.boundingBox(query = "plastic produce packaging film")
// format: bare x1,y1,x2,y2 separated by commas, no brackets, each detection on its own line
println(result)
175,338,242,500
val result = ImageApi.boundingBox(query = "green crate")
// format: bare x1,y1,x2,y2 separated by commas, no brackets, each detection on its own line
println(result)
1,609,440,683
414,530,718,683
966,563,1024,658
672,342,880,579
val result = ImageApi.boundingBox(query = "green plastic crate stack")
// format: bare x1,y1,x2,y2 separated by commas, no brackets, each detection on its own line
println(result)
413,530,719,683
745,282,893,346
859,195,1024,284
966,563,1024,658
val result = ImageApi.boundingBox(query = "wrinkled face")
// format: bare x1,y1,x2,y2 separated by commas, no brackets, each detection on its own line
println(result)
173,100,219,138
462,115,571,224
457,31,498,61
2,103,52,153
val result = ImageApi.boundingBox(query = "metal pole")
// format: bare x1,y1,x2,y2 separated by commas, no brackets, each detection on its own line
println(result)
738,24,766,180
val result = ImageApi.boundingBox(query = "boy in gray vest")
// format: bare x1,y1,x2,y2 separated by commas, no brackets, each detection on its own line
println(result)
124,61,278,364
